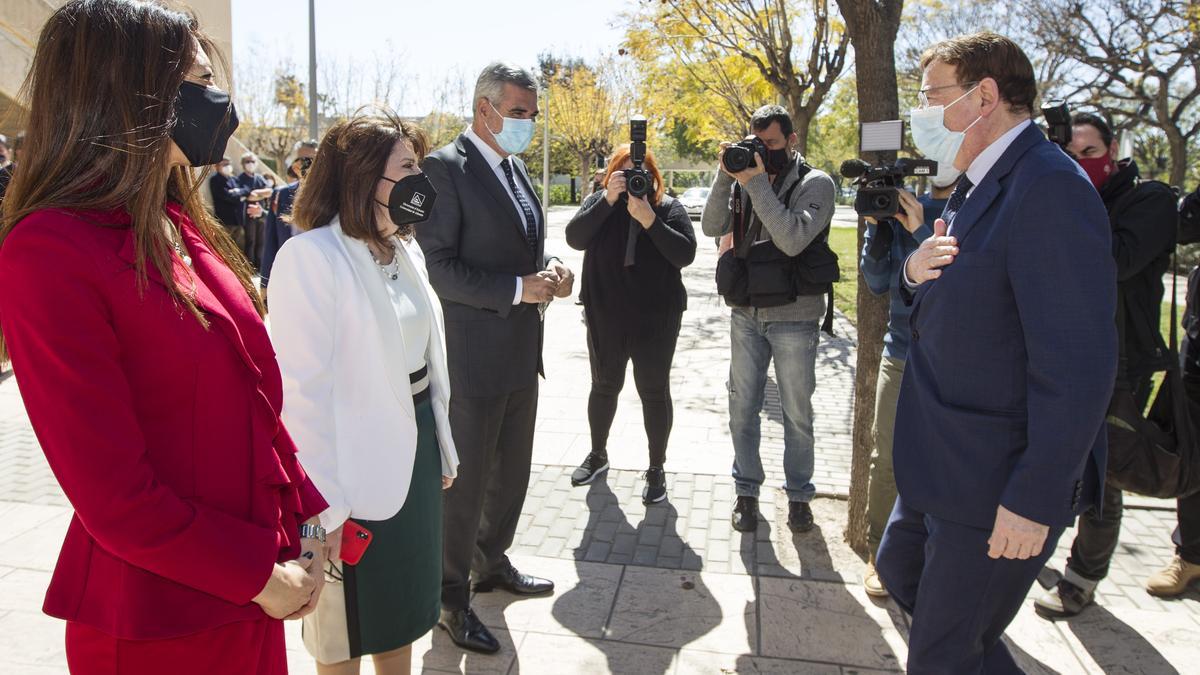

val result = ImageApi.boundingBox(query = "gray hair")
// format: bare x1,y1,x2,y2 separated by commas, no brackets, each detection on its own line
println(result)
473,62,537,116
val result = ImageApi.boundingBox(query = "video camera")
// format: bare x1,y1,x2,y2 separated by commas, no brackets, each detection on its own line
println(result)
839,120,936,219
722,136,768,173
625,115,652,199
1042,100,1071,149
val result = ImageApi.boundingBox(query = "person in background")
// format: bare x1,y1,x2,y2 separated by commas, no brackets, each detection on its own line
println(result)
0,2,327,672
857,164,961,598
209,156,248,249
564,143,696,502
415,62,571,655
272,113,458,675
1035,111,1179,619
588,168,605,198
0,134,14,205
236,151,272,268
260,139,318,298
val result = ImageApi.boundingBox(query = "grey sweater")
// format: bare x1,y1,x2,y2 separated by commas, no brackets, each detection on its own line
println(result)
701,159,837,322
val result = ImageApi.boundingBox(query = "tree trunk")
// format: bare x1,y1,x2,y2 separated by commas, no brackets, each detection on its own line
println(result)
789,94,812,155
1166,128,1188,189
833,0,904,559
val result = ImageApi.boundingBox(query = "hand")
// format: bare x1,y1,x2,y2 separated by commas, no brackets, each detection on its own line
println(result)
324,525,343,565
251,188,273,200
546,261,574,298
442,476,454,490
893,190,925,234
988,505,1050,560
730,152,766,187
903,218,958,286
627,195,656,229
604,173,626,205
246,203,264,219
252,561,316,620
284,536,326,620
521,272,558,303
716,142,732,175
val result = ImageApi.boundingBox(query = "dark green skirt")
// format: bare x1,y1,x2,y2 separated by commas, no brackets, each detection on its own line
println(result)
342,397,443,658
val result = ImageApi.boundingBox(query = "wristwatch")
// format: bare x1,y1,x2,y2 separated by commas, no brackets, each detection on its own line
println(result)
298,523,327,544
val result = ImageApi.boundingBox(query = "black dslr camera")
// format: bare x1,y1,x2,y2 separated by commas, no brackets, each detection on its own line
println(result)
722,135,768,173
1042,100,1071,148
840,120,936,218
625,115,652,199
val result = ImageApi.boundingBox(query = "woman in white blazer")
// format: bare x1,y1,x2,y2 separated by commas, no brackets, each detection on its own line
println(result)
269,112,457,675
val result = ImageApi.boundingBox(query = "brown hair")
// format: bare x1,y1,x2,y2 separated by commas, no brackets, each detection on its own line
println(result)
919,31,1038,115
291,111,429,245
0,0,261,360
603,144,666,205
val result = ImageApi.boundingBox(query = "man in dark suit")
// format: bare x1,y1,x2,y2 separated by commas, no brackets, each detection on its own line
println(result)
259,139,317,301
875,32,1117,672
415,62,573,655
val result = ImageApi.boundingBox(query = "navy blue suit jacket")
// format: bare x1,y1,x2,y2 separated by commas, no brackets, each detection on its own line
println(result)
259,182,298,288
894,124,1117,530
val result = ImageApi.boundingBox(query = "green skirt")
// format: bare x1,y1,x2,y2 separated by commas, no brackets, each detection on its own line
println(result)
342,397,443,658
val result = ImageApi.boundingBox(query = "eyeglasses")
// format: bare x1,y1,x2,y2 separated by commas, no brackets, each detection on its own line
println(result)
917,81,979,109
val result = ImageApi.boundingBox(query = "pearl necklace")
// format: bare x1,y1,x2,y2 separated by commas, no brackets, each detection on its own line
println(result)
369,240,401,281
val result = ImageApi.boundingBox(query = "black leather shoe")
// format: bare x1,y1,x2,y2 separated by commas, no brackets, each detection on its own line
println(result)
438,607,500,654
788,501,814,533
472,563,555,595
731,496,758,532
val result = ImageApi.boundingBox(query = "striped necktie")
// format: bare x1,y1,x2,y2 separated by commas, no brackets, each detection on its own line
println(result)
499,158,538,252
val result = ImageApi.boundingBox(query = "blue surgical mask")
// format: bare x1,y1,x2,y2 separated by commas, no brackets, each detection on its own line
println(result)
909,84,981,172
486,99,535,155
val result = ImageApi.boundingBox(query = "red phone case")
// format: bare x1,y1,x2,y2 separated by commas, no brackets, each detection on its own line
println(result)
340,521,373,565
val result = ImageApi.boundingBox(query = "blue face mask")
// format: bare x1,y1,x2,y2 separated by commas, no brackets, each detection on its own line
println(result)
486,99,535,155
909,84,981,172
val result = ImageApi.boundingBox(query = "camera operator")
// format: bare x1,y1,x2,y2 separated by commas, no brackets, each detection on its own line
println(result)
857,163,961,599
1035,112,1180,619
701,104,838,534
564,143,697,503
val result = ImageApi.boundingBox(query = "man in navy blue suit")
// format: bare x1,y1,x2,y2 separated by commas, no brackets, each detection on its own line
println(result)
875,32,1117,672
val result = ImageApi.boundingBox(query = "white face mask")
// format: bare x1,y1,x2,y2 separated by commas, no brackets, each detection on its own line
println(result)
931,162,963,188
485,99,535,155
909,84,982,172
219,164,234,177
243,162,257,173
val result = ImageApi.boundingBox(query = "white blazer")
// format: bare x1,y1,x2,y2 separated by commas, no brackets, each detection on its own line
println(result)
269,217,459,532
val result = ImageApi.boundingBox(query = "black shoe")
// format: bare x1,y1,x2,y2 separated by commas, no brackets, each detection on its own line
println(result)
788,501,814,533
472,562,555,596
731,496,758,532
438,607,500,654
570,451,609,486
642,467,667,504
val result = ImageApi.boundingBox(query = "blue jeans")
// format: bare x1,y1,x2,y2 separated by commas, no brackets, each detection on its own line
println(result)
728,310,819,502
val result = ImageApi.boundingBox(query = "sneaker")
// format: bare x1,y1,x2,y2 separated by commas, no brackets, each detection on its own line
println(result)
731,496,758,532
863,562,889,598
570,451,609,486
642,467,667,504
1034,578,1095,619
1145,555,1200,597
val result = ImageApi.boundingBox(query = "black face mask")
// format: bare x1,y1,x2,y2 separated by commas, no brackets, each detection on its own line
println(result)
171,81,239,167
377,173,438,226
765,147,792,174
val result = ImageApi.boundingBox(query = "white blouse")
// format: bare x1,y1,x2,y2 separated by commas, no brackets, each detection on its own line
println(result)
359,236,431,391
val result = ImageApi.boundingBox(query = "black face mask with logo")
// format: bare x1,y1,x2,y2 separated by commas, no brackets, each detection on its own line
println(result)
171,81,240,167
377,173,438,226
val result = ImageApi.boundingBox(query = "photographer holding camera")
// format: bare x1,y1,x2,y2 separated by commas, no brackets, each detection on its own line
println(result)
857,162,961,598
564,128,697,503
1034,112,1179,619
701,104,838,534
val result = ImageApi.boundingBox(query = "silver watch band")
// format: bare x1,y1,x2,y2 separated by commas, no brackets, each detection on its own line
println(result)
299,523,327,543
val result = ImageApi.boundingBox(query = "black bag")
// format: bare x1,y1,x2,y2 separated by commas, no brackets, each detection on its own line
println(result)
1106,262,1200,498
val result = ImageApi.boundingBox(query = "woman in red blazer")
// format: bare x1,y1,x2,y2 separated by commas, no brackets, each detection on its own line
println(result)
0,2,327,673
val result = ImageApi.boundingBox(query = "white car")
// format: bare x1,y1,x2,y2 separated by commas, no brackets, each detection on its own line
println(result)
678,187,711,220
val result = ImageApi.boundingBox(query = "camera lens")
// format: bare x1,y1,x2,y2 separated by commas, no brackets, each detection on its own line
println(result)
627,173,648,197
723,148,750,173
871,194,892,210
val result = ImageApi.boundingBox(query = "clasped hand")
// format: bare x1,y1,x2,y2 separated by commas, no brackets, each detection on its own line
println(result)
522,262,574,304
904,218,958,285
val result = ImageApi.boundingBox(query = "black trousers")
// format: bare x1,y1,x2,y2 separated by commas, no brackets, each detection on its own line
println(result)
1066,374,1154,581
243,215,265,270
1175,489,1200,564
440,383,538,611
586,312,682,467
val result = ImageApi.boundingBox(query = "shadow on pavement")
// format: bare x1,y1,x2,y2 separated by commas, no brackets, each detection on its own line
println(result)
552,477,719,674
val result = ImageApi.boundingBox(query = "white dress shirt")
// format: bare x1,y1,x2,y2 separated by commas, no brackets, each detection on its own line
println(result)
464,126,540,305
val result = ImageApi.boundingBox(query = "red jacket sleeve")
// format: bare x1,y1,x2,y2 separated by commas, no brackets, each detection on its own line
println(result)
0,219,279,606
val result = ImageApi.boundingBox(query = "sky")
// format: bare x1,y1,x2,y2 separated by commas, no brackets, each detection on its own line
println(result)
232,0,634,117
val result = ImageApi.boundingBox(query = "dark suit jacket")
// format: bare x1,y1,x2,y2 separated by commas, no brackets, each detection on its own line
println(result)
208,172,248,228
259,181,298,288
895,124,1118,530
415,133,548,398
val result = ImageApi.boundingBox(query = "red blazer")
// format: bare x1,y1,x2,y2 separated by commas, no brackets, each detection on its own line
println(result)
0,204,326,640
